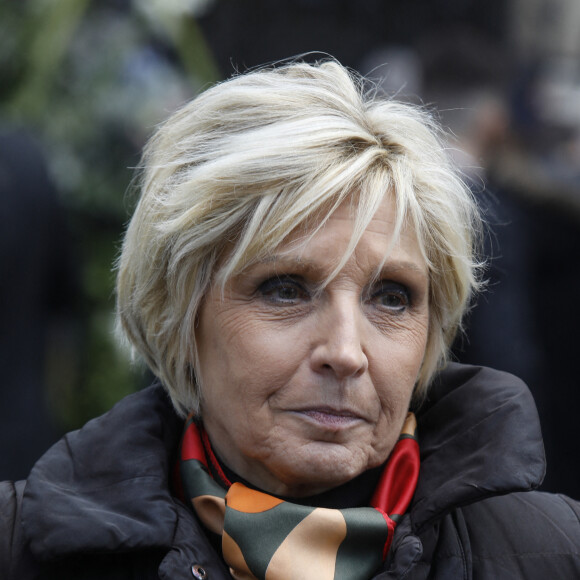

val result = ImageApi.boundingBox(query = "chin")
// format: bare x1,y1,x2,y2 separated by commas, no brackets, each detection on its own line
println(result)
272,448,371,497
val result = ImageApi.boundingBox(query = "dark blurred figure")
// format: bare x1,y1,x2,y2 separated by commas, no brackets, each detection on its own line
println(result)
418,33,580,498
479,61,580,498
0,128,79,480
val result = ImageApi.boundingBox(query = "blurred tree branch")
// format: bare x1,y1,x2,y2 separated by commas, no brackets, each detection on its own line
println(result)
8,0,91,120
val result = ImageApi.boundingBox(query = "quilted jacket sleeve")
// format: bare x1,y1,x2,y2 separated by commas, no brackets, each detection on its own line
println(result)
0,480,41,579
560,493,580,523
460,491,580,578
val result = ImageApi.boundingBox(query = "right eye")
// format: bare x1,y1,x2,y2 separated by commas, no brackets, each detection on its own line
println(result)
257,276,309,305
368,280,411,313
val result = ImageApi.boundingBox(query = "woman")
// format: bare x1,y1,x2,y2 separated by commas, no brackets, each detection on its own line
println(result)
2,60,579,579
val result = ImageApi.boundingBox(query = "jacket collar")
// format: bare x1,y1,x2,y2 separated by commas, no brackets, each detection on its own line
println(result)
411,363,545,532
22,364,545,560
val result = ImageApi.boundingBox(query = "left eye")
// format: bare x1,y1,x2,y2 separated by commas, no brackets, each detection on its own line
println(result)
370,282,410,311
257,276,309,305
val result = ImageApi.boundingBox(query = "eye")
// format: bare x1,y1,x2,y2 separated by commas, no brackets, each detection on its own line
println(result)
369,281,410,312
257,275,309,305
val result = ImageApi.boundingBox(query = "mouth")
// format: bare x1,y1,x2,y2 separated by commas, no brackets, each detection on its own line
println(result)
292,407,364,429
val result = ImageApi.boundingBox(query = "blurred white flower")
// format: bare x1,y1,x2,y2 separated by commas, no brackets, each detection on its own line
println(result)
133,0,216,22
132,0,216,43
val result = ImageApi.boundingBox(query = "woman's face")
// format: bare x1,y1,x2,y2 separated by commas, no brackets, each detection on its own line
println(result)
196,195,429,497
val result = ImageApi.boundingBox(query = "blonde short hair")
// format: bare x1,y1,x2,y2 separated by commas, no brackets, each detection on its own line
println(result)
116,59,482,417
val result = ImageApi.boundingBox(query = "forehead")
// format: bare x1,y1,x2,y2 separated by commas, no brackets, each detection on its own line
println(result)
267,196,427,277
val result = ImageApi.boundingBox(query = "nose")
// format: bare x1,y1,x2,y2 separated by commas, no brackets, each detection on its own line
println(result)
310,297,368,380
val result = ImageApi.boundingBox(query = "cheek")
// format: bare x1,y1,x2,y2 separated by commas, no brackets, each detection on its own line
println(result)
372,328,428,411
196,310,303,419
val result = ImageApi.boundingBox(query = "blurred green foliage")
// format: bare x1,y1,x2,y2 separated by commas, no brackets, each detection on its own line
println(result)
0,0,220,430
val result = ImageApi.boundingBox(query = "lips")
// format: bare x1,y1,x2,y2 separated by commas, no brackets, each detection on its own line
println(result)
294,407,364,429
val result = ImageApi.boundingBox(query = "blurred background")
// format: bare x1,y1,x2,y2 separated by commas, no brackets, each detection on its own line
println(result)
1,0,579,496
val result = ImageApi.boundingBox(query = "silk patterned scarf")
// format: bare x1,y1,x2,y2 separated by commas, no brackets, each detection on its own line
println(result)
177,413,419,580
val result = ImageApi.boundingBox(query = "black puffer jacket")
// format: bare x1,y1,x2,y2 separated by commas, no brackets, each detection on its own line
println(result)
1,364,579,579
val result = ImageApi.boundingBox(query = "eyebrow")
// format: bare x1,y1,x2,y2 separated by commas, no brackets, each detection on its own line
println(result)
253,255,428,278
